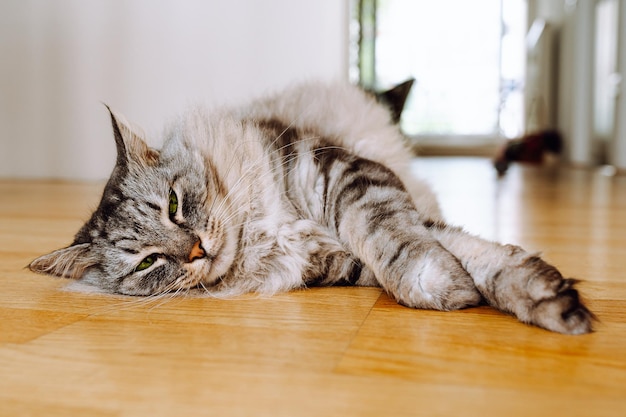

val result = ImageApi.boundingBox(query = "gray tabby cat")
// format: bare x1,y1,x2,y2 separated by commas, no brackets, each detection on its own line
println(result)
29,81,594,334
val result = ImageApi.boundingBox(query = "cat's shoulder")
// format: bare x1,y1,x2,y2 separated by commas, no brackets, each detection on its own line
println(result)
241,81,392,134
242,81,372,114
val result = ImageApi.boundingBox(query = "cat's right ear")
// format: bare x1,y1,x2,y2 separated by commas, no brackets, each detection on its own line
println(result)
103,105,159,169
29,243,96,279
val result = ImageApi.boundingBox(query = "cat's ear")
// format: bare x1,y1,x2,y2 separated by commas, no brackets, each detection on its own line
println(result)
375,78,415,124
104,105,159,168
29,243,96,279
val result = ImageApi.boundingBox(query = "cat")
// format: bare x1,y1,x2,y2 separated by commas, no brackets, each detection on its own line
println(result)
29,81,594,334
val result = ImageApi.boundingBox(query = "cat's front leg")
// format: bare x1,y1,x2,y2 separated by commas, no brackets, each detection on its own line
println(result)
317,150,481,310
377,236,483,311
222,218,374,295
425,222,595,334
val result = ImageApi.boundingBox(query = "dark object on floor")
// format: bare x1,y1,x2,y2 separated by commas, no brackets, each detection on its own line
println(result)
494,130,563,176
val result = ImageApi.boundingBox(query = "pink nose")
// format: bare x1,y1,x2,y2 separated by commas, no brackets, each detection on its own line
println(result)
188,240,206,262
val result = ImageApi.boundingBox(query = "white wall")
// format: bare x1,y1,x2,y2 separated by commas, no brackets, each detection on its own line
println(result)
613,0,626,169
528,0,594,166
0,0,349,180
562,0,596,166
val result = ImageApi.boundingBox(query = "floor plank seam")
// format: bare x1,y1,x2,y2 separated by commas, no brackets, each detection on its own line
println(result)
331,290,384,374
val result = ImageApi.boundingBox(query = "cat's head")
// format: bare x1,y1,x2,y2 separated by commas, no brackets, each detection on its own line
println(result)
29,108,238,295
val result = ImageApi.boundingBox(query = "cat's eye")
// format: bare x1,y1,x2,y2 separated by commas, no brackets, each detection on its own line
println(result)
135,254,157,272
168,189,178,217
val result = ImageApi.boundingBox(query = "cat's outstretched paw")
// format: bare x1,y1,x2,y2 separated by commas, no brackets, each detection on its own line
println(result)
504,256,595,334
530,279,594,334
391,243,482,311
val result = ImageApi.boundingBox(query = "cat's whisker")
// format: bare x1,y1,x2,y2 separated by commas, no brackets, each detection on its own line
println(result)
205,138,263,214
78,289,172,317
137,275,204,312
212,144,348,227
210,135,338,216
209,139,343,223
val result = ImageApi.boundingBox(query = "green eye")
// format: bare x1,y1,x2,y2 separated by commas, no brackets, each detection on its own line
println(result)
168,189,178,217
135,254,157,272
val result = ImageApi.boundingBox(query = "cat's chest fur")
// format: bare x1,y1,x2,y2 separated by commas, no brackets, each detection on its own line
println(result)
199,120,344,288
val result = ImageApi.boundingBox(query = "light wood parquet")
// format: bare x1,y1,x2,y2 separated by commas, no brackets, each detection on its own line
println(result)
1,157,625,417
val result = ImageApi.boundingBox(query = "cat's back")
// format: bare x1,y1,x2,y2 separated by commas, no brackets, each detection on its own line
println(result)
241,81,413,172
243,81,387,131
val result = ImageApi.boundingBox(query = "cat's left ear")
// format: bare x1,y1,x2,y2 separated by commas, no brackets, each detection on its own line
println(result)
104,105,159,169
29,243,97,279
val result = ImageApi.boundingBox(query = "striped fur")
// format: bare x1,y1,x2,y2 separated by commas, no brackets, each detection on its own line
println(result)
29,81,594,334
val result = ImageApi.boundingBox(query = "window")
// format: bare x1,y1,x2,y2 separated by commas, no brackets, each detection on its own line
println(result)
352,0,527,146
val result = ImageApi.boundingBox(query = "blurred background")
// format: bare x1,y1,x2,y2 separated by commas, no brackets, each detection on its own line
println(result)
1,0,625,180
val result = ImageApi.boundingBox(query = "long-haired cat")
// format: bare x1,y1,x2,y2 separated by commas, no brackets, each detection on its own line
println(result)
29,81,594,334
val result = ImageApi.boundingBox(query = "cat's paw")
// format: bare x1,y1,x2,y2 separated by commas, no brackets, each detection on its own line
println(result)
530,279,594,334
393,243,482,311
504,256,595,334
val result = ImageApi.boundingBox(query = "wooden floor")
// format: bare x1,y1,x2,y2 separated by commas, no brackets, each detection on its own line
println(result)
1,157,625,417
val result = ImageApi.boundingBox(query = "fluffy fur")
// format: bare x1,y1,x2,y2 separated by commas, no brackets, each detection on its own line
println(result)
30,81,594,334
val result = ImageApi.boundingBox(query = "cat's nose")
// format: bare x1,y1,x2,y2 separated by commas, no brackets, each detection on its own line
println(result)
188,240,206,263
